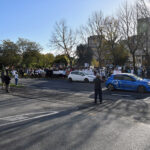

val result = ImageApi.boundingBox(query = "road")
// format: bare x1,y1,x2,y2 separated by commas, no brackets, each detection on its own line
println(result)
0,78,150,150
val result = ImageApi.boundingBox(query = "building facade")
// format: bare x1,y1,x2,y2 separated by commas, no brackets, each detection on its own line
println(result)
136,17,150,66
87,18,150,67
88,35,111,66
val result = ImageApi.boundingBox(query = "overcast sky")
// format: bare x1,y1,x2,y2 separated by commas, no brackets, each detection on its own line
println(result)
0,0,140,53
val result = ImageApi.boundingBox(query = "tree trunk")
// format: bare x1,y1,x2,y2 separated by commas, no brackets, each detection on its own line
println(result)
70,60,72,68
68,57,72,68
132,53,136,73
98,58,101,69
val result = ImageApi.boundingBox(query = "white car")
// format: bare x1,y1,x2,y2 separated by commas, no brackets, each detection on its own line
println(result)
68,71,96,82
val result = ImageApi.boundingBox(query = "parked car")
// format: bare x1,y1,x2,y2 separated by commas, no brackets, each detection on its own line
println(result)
68,71,96,82
105,73,150,93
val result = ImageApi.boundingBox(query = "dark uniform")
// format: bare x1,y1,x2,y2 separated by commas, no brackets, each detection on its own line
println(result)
1,71,5,88
94,76,102,104
4,74,11,93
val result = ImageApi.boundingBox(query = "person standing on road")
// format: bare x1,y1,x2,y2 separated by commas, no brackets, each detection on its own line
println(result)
1,70,5,89
4,72,11,93
15,72,19,86
94,73,102,104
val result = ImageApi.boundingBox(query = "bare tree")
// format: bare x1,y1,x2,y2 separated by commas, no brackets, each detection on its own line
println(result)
77,25,89,44
118,1,144,71
105,16,120,45
50,20,77,66
104,16,121,65
137,0,150,18
86,11,107,68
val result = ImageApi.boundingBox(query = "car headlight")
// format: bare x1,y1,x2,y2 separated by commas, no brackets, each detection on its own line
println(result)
147,82,150,86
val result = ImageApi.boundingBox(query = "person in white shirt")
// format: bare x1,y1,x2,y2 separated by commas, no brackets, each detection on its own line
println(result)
131,68,134,74
113,68,118,74
113,68,121,75
15,72,19,86
87,68,94,75
12,70,17,76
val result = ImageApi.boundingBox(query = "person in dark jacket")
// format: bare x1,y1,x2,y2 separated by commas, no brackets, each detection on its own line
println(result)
4,72,11,93
1,70,5,89
94,73,102,104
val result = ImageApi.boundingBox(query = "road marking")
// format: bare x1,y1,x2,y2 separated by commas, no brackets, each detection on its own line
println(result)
88,112,96,116
144,97,150,101
1,115,28,121
102,87,107,91
0,111,58,128
111,94,131,97
0,111,56,121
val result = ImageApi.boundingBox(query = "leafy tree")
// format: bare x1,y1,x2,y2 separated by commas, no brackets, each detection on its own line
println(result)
17,38,42,67
22,49,41,68
91,58,99,67
53,55,69,66
112,44,129,66
0,40,21,67
76,44,93,66
38,53,55,67
17,38,42,53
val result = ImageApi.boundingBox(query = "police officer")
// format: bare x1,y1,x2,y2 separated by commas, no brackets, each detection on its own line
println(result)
94,73,102,104
4,71,11,93
1,70,5,89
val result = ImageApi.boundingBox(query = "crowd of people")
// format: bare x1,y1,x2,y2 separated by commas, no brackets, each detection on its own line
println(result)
1,65,149,106
112,66,149,78
1,65,149,80
0,65,149,91
10,67,106,79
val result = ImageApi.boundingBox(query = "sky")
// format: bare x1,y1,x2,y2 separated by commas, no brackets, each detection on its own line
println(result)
0,0,136,53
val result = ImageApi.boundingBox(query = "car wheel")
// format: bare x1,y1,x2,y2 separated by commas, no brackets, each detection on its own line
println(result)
84,78,89,83
68,78,72,82
137,86,145,93
108,84,114,91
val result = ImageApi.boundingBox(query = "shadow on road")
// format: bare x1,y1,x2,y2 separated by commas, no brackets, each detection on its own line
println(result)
0,97,150,150
89,88,150,100
1,79,150,149
23,79,95,92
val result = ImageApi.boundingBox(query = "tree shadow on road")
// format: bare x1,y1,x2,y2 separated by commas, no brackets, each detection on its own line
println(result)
0,102,101,150
88,89,150,124
0,94,150,150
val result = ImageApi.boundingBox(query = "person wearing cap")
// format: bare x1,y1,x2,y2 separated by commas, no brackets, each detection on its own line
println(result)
94,73,102,104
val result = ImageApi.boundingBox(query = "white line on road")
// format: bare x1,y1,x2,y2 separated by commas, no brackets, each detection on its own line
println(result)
0,111,58,128
0,111,56,121
143,97,150,101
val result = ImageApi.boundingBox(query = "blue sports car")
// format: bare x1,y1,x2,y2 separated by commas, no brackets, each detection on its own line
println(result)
106,73,150,93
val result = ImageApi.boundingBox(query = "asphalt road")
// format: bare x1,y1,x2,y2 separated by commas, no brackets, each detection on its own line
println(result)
1,78,150,150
